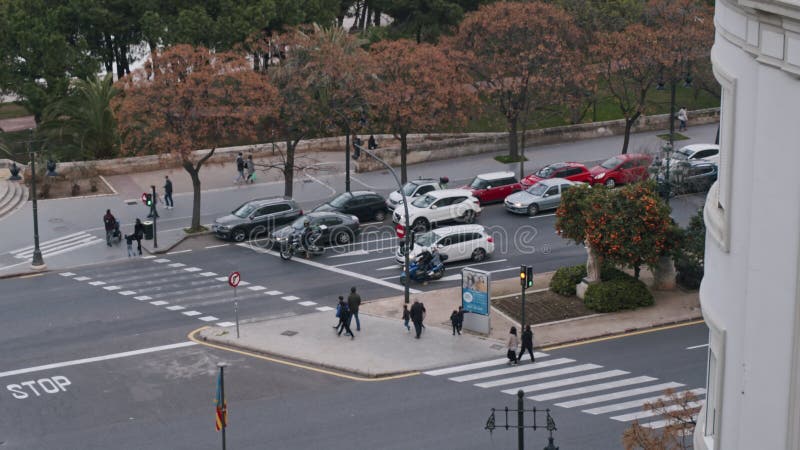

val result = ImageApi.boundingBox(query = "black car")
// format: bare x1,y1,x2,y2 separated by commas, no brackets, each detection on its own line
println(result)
312,191,388,222
271,212,360,248
212,197,302,242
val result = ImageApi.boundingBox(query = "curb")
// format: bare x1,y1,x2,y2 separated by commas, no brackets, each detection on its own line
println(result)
538,316,705,351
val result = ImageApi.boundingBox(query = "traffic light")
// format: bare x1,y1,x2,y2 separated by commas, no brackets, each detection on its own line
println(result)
520,265,534,289
525,266,534,289
142,192,153,207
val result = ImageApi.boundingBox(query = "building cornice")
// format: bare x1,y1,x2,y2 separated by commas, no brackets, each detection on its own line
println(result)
716,0,800,77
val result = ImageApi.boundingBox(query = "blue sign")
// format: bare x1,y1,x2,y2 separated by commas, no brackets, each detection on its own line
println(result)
462,268,490,316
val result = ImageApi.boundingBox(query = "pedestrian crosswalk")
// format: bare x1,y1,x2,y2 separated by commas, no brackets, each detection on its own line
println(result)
425,354,705,429
10,231,104,260
58,255,335,328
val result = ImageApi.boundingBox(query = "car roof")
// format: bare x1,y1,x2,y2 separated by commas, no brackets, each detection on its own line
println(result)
247,196,296,206
537,177,575,187
305,211,352,219
677,144,720,153
424,224,485,236
615,153,652,160
336,191,378,197
409,178,439,184
427,188,474,198
476,171,515,180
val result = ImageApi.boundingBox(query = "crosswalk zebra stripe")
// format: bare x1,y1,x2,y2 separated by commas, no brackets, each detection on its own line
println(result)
475,364,603,389
154,259,170,263
182,311,201,317
118,291,136,296
502,370,629,395
103,285,121,291
528,376,658,402
198,316,218,322
450,358,574,383
317,306,334,312
15,236,103,259
89,281,106,286
199,272,217,277
140,255,156,259
577,386,701,413
184,267,202,272
59,272,76,277
641,416,699,429
168,263,186,268
74,276,90,281
424,356,549,377
215,277,228,282
217,322,236,327
134,295,151,301
166,305,185,311
150,301,168,306
10,231,87,254
264,290,283,296
611,401,704,422
298,301,317,306
248,285,266,291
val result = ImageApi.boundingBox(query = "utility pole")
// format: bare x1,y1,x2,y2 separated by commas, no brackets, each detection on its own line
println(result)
28,139,45,270
150,185,158,248
485,390,559,450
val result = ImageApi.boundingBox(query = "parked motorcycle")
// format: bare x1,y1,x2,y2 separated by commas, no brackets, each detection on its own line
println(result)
400,251,448,284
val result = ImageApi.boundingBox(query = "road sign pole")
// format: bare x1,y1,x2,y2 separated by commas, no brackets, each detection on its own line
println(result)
151,185,158,249
234,287,239,339
521,283,526,331
219,364,226,450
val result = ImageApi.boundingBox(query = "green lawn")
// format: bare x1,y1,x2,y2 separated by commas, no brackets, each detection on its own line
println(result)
0,103,31,120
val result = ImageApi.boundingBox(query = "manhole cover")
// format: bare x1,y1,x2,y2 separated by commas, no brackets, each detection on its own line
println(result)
490,344,504,350
281,330,298,336
48,218,63,223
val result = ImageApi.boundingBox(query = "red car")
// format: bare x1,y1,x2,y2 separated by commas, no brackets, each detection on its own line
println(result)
521,162,593,187
461,171,522,204
589,153,654,187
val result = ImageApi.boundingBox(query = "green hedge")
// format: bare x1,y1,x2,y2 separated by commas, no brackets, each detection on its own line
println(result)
550,264,636,296
583,278,655,313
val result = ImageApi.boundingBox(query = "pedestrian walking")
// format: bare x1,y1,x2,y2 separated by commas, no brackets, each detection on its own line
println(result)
337,297,355,339
124,233,135,257
402,304,411,332
334,296,346,329
368,135,378,150
246,155,256,184
455,305,468,334
134,218,145,255
518,324,535,363
103,209,116,247
163,175,174,209
450,310,459,335
677,107,688,131
234,152,245,184
409,299,426,339
507,326,519,365
348,286,362,331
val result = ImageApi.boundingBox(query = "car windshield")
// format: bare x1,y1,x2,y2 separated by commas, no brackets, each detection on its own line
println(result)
412,194,436,208
672,148,692,160
328,193,351,208
600,157,622,169
526,184,548,196
233,203,257,218
290,217,311,230
535,166,555,178
414,231,440,247
401,182,419,196
470,177,489,189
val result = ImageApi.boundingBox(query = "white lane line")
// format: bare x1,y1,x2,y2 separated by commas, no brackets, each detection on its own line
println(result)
248,286,266,291
166,305,186,311
0,342,197,378
205,244,229,249
282,296,299,301
451,358,574,383
376,264,400,271
333,255,398,267
489,267,520,275
140,255,156,259
502,370,630,395
298,301,317,306
238,243,419,294
118,291,137,296
265,290,283,296
565,382,688,410
581,388,704,414
168,262,186,268
153,258,171,263
199,272,218,277
182,311,202,317
184,267,202,272
59,272,76,277
150,301,169,306
198,316,219,322
89,281,106,286
316,306,334,312
529,213,556,219
329,249,373,258
134,295,152,301
74,276,91,281
446,259,508,271
475,364,603,389
103,285,121,291
217,321,236,327
167,249,192,255
686,343,709,350
528,376,658,402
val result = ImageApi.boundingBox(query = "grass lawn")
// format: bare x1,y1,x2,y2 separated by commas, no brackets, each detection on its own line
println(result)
0,103,31,120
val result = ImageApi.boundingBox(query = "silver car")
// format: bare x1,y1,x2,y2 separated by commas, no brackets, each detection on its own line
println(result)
503,178,579,216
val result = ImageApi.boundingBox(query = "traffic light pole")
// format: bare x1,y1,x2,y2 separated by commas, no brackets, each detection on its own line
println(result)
151,185,158,249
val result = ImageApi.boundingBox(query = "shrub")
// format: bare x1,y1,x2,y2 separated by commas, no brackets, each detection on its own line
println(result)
600,265,631,282
550,264,587,296
584,278,654,312
673,210,705,290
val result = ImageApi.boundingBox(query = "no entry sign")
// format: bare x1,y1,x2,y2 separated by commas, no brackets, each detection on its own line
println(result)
395,224,406,239
228,272,241,288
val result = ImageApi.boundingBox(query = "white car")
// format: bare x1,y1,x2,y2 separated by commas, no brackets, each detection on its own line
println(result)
671,144,720,167
392,189,481,232
395,224,495,264
386,178,446,210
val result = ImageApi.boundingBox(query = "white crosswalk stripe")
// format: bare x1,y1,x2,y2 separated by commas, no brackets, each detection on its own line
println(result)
611,401,703,422
502,370,631,395
450,358,574,383
528,376,657,402
564,384,693,410
475,364,602,388
10,232,104,260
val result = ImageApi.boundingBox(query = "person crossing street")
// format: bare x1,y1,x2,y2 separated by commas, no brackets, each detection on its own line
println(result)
163,175,174,209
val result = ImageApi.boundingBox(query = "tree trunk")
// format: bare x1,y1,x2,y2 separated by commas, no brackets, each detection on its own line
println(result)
507,116,519,159
352,1,362,32
358,4,368,30
634,264,641,280
182,148,215,232
373,9,381,26
283,139,296,197
345,131,351,193
400,132,408,184
621,112,640,155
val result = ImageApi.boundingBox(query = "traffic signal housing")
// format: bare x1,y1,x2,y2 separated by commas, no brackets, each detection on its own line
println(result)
526,266,534,289
520,265,534,289
142,192,153,207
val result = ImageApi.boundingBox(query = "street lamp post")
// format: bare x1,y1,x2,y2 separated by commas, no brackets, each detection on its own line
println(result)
28,142,45,269
352,142,412,304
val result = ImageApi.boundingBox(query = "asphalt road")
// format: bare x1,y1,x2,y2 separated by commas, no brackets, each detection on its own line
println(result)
0,268,708,449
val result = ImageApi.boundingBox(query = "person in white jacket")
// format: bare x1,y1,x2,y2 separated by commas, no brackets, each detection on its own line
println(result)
507,326,519,365
677,107,688,131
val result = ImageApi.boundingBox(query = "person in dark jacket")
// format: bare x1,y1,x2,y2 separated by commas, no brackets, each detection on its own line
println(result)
103,210,116,247
402,304,411,331
348,286,362,331
518,324,535,363
337,297,354,339
234,153,245,184
409,300,426,339
455,306,469,334
124,233,135,257
134,218,145,255
163,175,174,209
368,135,378,150
450,310,459,335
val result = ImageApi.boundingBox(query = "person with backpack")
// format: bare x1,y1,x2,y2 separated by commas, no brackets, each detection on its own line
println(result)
134,218,145,255
103,210,116,247
337,297,354,339
518,324,536,363
234,152,245,184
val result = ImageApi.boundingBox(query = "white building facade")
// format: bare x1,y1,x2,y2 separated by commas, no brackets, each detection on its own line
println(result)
697,0,800,449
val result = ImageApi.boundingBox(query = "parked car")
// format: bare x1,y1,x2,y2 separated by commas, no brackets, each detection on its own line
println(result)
462,171,522,204
313,191,388,222
671,144,720,167
657,160,718,194
589,153,654,187
392,189,481,232
396,224,495,264
504,178,579,216
386,177,448,210
212,197,302,242
271,211,360,248
521,162,592,187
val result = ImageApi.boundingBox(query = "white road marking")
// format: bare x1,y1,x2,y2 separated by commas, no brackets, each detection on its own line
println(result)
451,358,574,383
198,316,219,322
265,290,283,296
150,301,168,306
118,291,136,296
298,301,317,306
184,267,202,272
529,213,556,219
167,262,186,268
475,364,603,388
74,276,90,281
527,376,658,402
11,232,103,259
153,258,170,263
328,249,373,258
248,286,266,291
167,249,192,255
641,415,700,429
0,342,197,378
182,311,202,317
205,244,229,249
199,272,218,277
237,281,250,286
686,343,709,350
166,305,185,311
282,295,299,301
88,281,106,286
134,295,152,301
316,306,334,312
503,370,630,395
580,387,704,414
140,255,156,259
376,264,400,271
59,272,76,277
103,286,121,291
425,358,520,376
563,382,687,410
217,321,236,327
215,277,228,282
612,400,704,422
333,255,397,267
446,259,508,270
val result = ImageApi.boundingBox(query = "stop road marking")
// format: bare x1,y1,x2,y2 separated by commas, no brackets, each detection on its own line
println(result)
6,375,71,399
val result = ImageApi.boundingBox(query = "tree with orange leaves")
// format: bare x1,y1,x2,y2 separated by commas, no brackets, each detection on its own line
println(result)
114,45,280,231
622,388,702,450
448,1,583,160
366,39,476,183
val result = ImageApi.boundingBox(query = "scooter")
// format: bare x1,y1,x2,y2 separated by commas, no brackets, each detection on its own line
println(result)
400,253,447,285
279,228,325,260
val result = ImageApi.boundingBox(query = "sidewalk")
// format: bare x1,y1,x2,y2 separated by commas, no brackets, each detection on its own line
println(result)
198,272,703,378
